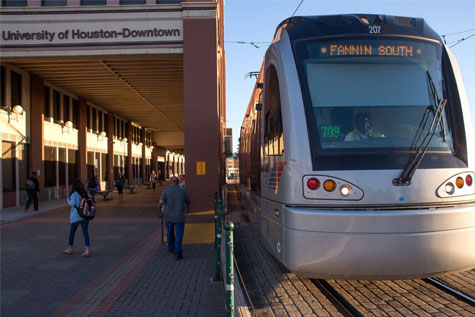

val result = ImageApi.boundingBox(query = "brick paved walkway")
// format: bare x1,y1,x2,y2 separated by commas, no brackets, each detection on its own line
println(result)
1,185,226,316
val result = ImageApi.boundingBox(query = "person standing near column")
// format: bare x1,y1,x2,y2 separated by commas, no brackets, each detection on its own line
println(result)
159,176,191,260
24,172,40,212
115,171,125,201
149,170,157,192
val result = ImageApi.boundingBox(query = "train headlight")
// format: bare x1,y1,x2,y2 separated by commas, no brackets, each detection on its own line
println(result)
445,182,455,195
323,180,336,192
456,177,464,189
465,175,472,186
307,178,319,190
340,185,351,196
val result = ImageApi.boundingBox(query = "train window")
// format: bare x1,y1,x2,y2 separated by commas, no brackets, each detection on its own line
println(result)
296,37,454,152
264,65,284,156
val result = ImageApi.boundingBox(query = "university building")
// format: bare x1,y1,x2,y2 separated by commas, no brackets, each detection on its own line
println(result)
0,0,226,212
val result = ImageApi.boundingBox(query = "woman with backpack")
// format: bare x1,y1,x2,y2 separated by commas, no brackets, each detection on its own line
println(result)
63,179,91,257
87,175,99,203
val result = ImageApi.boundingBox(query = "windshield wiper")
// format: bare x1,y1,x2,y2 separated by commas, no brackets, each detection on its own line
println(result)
393,72,448,186
426,71,447,142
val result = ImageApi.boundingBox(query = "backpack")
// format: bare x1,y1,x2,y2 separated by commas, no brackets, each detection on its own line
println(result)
77,195,96,220
88,178,97,189
26,179,35,190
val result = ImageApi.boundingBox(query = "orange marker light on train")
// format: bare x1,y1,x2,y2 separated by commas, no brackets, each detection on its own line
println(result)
323,180,336,192
456,177,464,189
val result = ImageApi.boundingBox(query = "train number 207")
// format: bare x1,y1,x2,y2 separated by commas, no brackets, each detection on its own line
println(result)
369,26,381,34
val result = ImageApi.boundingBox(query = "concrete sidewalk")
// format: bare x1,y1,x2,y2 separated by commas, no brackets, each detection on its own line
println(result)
1,186,229,316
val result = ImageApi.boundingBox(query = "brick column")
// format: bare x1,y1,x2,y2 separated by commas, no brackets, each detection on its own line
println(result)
29,74,45,202
184,14,219,212
107,113,114,189
78,98,88,185
126,122,132,186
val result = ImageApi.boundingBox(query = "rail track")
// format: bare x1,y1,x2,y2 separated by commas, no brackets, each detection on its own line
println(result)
424,277,475,307
311,279,363,317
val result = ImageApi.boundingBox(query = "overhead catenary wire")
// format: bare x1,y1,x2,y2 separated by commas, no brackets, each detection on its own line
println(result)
291,0,304,17
449,33,475,48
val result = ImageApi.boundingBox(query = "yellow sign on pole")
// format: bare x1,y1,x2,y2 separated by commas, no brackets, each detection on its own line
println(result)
196,161,206,175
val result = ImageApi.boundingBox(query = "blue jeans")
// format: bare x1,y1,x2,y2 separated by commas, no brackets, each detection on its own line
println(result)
165,221,184,255
68,220,90,247
88,190,96,203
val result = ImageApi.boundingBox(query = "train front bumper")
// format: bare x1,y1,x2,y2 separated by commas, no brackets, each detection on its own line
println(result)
282,204,475,280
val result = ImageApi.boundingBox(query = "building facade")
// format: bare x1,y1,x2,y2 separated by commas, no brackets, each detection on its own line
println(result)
0,0,225,212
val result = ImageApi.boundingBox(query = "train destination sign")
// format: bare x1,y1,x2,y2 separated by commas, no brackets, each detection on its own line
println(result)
320,44,421,57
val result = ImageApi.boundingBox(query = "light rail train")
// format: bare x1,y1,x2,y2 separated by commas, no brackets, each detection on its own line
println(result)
239,14,475,279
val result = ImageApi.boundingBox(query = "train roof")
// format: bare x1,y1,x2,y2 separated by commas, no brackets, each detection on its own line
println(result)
274,14,442,43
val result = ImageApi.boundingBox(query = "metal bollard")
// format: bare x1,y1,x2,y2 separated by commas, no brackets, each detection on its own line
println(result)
225,221,235,317
213,199,223,282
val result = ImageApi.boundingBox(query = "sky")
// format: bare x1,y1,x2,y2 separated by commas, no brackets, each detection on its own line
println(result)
224,0,475,153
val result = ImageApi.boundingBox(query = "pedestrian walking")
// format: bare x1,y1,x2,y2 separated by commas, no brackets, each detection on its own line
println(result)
24,172,40,212
149,170,157,191
115,171,125,201
159,176,191,260
63,179,91,257
87,174,99,203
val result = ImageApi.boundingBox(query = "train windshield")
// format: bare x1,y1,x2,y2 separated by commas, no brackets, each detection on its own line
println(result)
297,37,454,152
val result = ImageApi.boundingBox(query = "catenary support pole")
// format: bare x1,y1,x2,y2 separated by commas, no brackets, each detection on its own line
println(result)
213,199,223,281
225,221,235,316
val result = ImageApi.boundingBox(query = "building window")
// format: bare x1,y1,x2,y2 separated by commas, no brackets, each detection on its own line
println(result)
10,71,22,108
44,86,50,119
44,146,56,187
63,95,70,123
104,113,109,135
2,141,16,192
98,111,103,133
72,99,78,128
1,0,28,7
92,108,97,132
87,105,91,131
68,149,78,185
0,66,5,108
53,90,61,123
81,0,106,5
59,148,66,186
42,0,67,5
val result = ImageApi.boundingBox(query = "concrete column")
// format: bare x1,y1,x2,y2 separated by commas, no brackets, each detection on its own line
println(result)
107,113,114,190
184,16,219,212
15,143,20,206
126,122,132,186
29,74,45,202
78,97,88,185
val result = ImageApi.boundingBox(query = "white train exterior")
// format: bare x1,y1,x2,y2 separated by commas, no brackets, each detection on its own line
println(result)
239,14,475,279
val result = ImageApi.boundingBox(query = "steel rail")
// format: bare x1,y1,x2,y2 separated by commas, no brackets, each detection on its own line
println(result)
423,278,475,306
311,280,363,317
